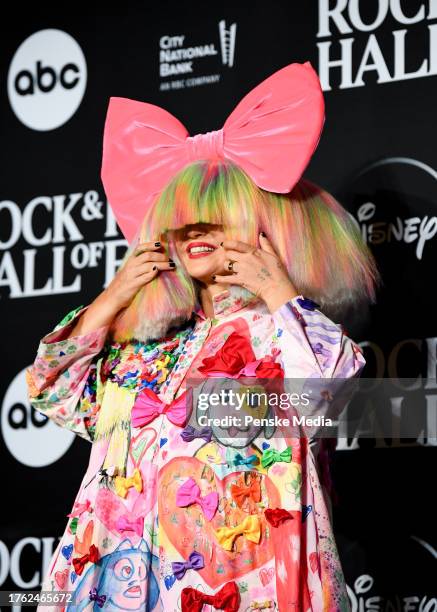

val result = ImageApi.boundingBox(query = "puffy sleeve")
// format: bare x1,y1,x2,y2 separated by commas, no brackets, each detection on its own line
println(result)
271,294,366,379
25,305,110,443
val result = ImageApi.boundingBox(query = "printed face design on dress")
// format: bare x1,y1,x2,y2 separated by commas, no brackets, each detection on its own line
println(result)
69,538,160,611
172,223,231,282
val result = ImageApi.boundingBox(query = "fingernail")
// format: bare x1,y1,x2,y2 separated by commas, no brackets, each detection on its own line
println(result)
219,242,224,246
169,262,176,267
155,241,161,247
212,275,216,280
152,265,157,270
260,232,266,237
168,258,174,263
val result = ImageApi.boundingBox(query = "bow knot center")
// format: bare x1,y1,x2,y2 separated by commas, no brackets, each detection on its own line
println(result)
186,129,224,161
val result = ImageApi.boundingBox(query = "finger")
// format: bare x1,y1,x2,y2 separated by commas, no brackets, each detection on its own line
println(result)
223,259,252,275
223,259,239,274
135,260,176,276
212,273,243,285
133,240,163,256
220,239,255,253
258,232,277,255
222,248,258,261
133,251,172,264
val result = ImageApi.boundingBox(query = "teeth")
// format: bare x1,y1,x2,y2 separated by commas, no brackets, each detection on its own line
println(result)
190,246,215,253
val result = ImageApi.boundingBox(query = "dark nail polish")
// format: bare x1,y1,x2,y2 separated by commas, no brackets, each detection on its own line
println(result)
169,262,176,267
260,232,266,237
152,265,157,270
212,275,216,280
155,241,161,247
220,242,224,246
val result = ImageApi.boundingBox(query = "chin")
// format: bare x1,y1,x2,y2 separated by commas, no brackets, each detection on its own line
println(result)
185,265,219,282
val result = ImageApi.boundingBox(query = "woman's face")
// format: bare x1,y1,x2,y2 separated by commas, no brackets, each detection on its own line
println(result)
172,222,231,283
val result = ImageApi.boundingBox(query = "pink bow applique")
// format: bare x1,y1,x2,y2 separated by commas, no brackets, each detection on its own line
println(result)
101,62,325,242
176,477,219,521
115,514,144,537
131,387,192,428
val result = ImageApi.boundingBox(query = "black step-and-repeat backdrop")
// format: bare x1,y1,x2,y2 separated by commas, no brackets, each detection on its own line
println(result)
1,2,436,609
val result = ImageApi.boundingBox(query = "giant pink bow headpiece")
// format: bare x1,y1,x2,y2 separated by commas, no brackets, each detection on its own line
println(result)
101,61,325,243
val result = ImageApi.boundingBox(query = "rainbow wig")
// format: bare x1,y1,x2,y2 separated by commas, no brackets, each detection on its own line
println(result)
109,160,380,343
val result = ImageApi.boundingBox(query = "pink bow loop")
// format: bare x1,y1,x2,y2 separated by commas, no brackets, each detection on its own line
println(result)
101,61,325,242
176,477,219,521
115,514,144,537
131,387,192,428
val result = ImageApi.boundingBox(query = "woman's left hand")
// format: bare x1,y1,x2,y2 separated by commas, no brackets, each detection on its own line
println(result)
212,232,299,313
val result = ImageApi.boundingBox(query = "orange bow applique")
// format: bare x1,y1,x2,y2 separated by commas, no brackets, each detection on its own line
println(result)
215,515,261,551
114,468,143,498
231,475,261,509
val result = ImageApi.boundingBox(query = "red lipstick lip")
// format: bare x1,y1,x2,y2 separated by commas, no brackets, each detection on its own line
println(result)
186,241,217,259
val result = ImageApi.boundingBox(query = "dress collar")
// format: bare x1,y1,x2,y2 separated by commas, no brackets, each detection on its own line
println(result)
193,284,262,321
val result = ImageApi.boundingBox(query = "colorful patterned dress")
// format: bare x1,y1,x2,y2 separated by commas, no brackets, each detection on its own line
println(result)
26,284,365,611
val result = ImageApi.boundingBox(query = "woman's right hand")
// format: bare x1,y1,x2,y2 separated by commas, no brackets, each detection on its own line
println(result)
103,240,176,311
65,241,175,339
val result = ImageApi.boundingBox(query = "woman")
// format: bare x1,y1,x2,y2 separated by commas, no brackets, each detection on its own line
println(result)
27,64,379,611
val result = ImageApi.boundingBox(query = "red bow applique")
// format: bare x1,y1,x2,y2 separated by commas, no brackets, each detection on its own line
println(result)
72,544,99,576
181,580,240,612
198,332,284,379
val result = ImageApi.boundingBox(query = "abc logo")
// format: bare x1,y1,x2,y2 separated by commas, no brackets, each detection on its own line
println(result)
7,28,87,131
2,367,74,467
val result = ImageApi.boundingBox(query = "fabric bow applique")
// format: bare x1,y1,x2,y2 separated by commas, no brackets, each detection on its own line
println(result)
250,600,275,610
176,477,219,521
181,580,241,612
198,332,284,379
264,508,294,527
115,514,144,537
180,424,213,443
114,468,143,498
261,446,292,469
131,387,192,428
231,476,261,508
229,453,259,468
215,515,261,551
89,587,106,608
72,543,99,576
172,551,205,580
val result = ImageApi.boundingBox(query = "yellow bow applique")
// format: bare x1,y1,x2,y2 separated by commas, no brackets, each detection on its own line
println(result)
215,515,261,551
114,468,143,498
155,354,170,383
250,601,274,611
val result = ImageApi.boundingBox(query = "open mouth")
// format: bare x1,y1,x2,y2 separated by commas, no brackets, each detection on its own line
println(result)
125,585,141,598
186,241,217,259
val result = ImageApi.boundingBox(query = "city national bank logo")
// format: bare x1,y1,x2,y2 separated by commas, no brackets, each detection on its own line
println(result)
316,0,437,90
159,19,237,91
7,28,87,131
